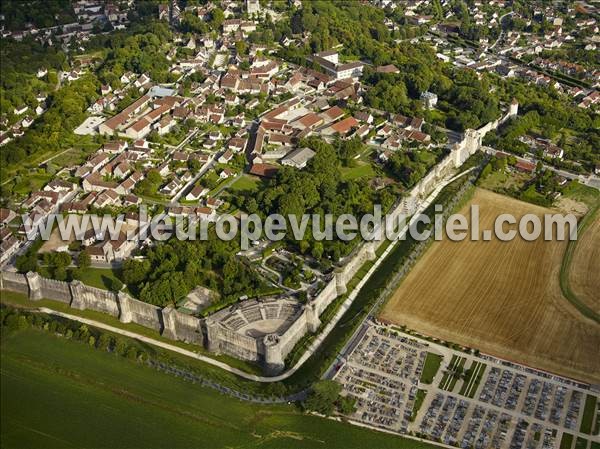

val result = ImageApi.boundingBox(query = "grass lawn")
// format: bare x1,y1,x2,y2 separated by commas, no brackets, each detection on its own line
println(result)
575,437,588,449
12,172,53,196
561,181,600,209
228,174,262,193
409,389,427,422
439,356,466,392
340,163,375,181
0,329,440,449
420,353,442,384
458,361,486,398
560,433,574,449
580,394,597,434
478,170,529,192
77,267,123,291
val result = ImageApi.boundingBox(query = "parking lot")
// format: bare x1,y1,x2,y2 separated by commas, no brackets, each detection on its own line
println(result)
333,322,598,449
333,325,429,432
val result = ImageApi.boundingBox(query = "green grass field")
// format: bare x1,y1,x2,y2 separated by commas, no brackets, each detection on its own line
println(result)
228,174,262,192
439,356,466,392
420,353,442,384
458,361,486,398
580,394,598,435
1,291,265,378
560,433,574,449
561,181,600,209
410,389,426,422
76,267,123,291
340,163,375,181
0,329,439,449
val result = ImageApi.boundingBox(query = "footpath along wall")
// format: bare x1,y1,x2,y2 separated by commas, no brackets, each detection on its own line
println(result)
0,271,204,346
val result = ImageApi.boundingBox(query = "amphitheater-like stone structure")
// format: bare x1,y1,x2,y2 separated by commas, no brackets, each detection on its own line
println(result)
204,298,314,374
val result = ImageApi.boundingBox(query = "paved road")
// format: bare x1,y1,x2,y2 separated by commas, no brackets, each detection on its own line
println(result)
170,152,218,204
488,11,514,51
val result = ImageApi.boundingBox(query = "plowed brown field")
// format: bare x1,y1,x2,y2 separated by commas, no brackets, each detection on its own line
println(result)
380,189,600,383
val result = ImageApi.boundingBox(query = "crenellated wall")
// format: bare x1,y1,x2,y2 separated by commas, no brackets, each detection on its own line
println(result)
118,293,163,332
162,306,204,345
0,271,29,295
39,277,72,304
70,280,120,316
313,276,339,316
0,271,195,346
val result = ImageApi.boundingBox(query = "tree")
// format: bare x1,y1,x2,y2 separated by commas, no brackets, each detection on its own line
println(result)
16,252,38,273
125,347,138,360
96,333,112,351
54,266,67,281
210,8,224,30
311,242,324,260
235,40,248,56
302,380,343,416
78,249,91,269
114,337,127,355
338,396,357,415
122,259,151,285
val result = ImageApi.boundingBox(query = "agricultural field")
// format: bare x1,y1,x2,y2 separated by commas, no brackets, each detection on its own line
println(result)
568,212,600,316
380,188,600,384
0,329,439,449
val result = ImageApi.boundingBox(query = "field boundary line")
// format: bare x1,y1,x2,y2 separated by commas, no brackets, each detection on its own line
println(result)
559,202,600,324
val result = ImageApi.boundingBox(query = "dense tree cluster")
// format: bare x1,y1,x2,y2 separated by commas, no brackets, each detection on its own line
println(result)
122,235,264,308
386,147,448,189
95,21,174,86
1,74,99,167
235,138,388,262
0,38,66,121
0,0,76,31
302,380,356,416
